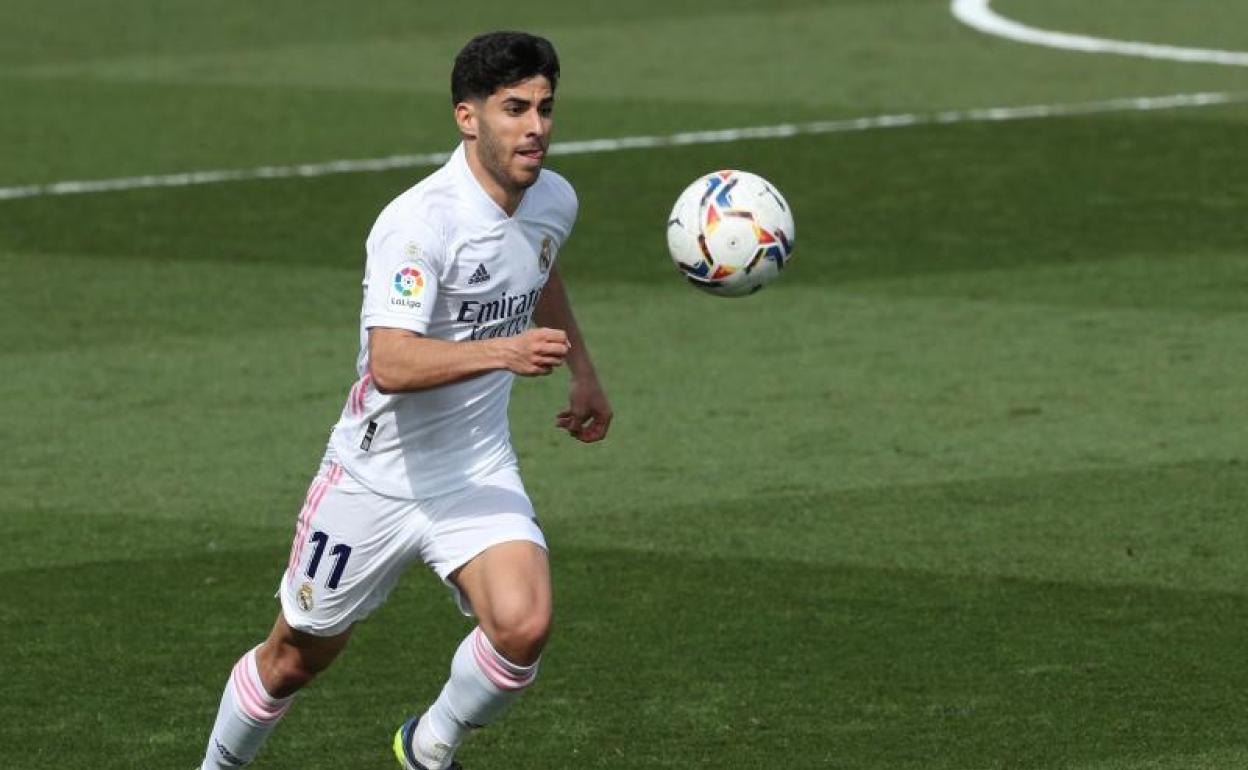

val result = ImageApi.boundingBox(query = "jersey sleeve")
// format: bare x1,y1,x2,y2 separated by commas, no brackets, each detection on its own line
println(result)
362,220,445,335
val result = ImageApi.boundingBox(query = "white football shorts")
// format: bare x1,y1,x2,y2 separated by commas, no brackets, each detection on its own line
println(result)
277,450,546,636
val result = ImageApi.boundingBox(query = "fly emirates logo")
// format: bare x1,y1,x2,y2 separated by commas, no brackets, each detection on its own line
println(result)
456,286,544,340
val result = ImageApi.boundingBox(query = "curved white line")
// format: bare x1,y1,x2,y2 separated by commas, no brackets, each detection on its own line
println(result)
952,0,1248,66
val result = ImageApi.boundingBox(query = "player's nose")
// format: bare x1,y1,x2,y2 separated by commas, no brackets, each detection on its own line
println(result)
526,108,546,137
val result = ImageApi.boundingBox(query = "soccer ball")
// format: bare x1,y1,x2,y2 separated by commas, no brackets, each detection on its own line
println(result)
666,170,795,297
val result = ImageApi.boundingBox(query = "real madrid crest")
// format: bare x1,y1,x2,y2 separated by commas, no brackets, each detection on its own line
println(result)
297,582,315,612
538,236,553,273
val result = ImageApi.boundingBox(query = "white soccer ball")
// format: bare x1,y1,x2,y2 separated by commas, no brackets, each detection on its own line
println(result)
666,170,796,297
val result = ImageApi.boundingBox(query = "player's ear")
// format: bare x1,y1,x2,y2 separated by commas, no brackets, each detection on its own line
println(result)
454,100,478,140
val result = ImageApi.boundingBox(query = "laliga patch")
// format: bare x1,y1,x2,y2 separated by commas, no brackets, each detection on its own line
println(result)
389,262,425,310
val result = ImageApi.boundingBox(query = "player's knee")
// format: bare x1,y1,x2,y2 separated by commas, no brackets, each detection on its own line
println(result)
260,641,334,694
489,608,551,666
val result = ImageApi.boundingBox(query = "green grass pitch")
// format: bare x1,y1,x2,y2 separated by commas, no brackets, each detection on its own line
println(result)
3,1,1248,767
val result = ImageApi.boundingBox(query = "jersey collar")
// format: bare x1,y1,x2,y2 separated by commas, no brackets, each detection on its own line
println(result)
451,143,529,223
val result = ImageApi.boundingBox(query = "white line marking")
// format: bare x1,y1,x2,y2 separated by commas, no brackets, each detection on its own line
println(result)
2,90,1244,201
952,0,1248,66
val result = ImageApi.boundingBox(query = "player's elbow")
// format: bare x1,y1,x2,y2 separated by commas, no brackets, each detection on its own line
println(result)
367,339,408,393
368,358,404,394
368,329,422,393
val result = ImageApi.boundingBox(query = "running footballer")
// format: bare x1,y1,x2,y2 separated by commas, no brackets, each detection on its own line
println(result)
198,31,611,770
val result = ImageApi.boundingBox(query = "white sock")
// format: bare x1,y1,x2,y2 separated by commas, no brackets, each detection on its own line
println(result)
200,647,294,769
410,627,539,769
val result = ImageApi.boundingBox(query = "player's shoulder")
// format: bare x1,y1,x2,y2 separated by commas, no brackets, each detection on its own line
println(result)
535,167,578,211
369,166,459,254
528,167,579,230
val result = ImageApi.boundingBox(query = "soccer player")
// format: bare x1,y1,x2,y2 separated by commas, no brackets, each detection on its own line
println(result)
198,31,611,770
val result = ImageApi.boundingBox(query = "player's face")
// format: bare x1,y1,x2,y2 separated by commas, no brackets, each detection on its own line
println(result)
458,76,554,207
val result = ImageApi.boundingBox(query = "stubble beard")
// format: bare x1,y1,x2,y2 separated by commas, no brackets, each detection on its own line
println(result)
477,119,538,197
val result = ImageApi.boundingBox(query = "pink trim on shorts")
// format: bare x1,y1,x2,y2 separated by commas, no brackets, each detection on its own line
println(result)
346,373,371,416
286,463,342,581
471,627,537,691
231,650,291,725
360,373,372,414
353,374,372,416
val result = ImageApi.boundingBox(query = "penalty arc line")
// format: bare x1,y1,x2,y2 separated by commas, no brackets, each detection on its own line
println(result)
1,90,1246,202
951,0,1248,66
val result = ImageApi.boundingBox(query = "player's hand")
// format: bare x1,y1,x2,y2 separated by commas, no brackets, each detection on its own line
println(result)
499,327,570,377
556,376,613,443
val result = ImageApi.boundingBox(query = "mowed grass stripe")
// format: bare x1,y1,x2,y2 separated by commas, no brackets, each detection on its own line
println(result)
0,508,278,574
0,250,360,355
849,252,1248,314
5,111,1248,285
552,459,1248,595
4,285,1245,503
2,544,1246,768
6,275,1246,602
5,0,1248,187
1067,747,1248,770
5,457,1246,601
4,281,1245,548
2,91,1244,201
0,0,836,68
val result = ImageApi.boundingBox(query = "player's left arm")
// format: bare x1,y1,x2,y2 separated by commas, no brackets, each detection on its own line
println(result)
532,263,613,443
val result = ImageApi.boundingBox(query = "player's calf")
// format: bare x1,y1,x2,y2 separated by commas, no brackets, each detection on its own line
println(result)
200,616,351,769
254,616,351,697
402,544,552,767
200,645,295,770
401,626,543,770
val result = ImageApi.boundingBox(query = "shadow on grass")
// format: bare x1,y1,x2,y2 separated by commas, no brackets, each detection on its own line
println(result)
2,538,1245,769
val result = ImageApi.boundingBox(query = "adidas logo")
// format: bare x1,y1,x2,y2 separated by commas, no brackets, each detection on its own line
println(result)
468,264,491,285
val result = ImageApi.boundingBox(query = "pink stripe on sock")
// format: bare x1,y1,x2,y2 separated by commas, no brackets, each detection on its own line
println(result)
471,628,537,691
231,654,290,725
231,663,276,722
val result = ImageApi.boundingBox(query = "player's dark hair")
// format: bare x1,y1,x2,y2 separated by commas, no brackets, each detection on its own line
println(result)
451,31,560,104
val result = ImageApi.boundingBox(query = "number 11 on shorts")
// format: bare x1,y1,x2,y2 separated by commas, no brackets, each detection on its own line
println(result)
304,530,352,590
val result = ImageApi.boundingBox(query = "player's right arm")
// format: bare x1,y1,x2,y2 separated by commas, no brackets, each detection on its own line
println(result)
368,326,570,392
360,218,566,391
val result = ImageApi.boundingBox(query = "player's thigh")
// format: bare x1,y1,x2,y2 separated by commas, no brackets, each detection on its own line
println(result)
280,460,424,637
424,466,552,655
453,540,552,651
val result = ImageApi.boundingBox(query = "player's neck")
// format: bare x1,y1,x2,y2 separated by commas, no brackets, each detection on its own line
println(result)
464,144,524,217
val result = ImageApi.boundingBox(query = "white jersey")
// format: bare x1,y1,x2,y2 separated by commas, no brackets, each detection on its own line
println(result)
328,143,578,499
